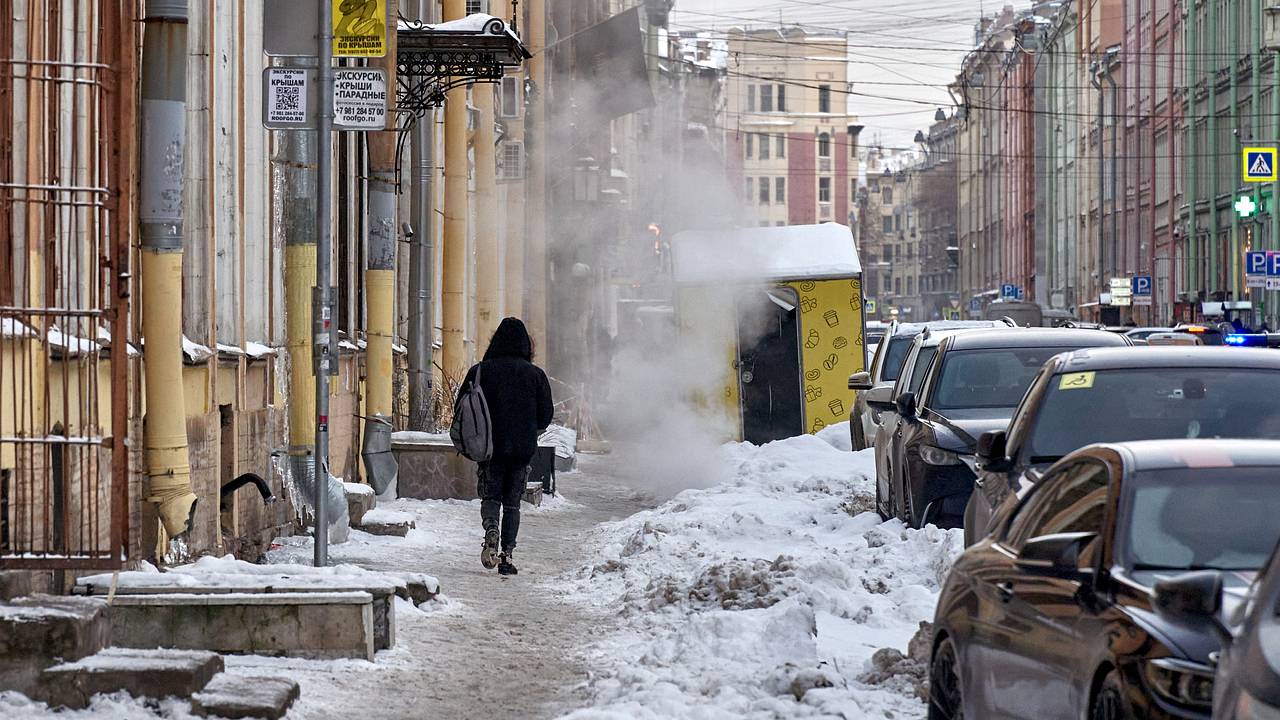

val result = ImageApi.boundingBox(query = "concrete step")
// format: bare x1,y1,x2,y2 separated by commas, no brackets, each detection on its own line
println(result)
354,508,416,537
75,580,398,652
344,481,377,526
191,674,300,719
108,591,377,660
0,595,110,697
39,647,222,710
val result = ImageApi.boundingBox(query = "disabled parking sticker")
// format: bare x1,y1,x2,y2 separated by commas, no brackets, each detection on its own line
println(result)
1059,372,1096,390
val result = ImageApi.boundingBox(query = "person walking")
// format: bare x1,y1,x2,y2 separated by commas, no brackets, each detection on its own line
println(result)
456,318,553,575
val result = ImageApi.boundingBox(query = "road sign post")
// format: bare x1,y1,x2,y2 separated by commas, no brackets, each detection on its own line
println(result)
1244,147,1279,183
1248,251,1268,288
313,0,336,568
1132,275,1153,306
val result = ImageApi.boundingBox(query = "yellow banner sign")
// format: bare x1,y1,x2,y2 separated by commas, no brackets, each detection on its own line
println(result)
333,0,387,58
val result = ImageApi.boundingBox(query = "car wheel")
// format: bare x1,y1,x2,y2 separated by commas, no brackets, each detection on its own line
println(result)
928,636,964,720
1090,670,1134,720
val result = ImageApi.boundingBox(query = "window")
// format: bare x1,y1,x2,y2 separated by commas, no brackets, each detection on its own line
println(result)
907,277,914,296
777,84,787,112
819,177,831,203
883,216,894,233
498,141,524,180
760,135,770,161
818,84,832,113
894,277,902,296
817,133,831,158
745,133,754,159
746,177,754,199
776,221,786,227
906,347,938,395
882,186,893,204
748,85,756,112
761,84,774,112
776,134,786,158
1005,461,1109,552
759,177,770,204
775,177,786,203
500,76,520,118
466,0,486,13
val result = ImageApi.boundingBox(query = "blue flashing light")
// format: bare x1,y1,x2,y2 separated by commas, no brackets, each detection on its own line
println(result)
1225,334,1268,347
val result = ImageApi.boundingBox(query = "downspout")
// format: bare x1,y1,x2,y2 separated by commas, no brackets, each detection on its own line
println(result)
364,0,399,487
475,83,500,350
140,0,196,545
407,0,437,430
1185,1,1198,303
1092,64,1104,295
1209,0,1219,293
1273,17,1280,328
1107,62,1118,288
441,0,468,378
1230,0,1242,299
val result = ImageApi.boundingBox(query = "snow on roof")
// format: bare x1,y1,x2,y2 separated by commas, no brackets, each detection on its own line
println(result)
1,318,37,339
397,13,522,43
672,223,861,284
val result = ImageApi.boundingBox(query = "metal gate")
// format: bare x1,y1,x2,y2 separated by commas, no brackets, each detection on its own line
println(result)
0,1,133,569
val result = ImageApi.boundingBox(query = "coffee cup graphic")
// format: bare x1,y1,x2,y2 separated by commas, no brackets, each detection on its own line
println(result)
828,398,845,416
823,310,839,328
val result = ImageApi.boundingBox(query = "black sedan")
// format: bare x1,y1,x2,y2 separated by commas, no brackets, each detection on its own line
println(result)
1154,538,1280,718
967,347,1280,546
875,327,1126,529
929,439,1280,720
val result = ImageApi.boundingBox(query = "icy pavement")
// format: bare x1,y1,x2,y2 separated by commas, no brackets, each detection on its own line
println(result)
560,423,963,719
2,423,961,719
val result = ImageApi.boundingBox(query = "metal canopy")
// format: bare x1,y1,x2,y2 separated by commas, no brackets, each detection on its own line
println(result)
396,17,531,117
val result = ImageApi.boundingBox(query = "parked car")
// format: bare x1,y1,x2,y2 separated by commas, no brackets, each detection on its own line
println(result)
873,327,1127,528
983,299,1044,327
847,319,1010,451
968,347,1280,546
1172,323,1226,345
1125,326,1174,341
865,320,889,363
1154,538,1280,719
1148,332,1204,346
930,439,1280,720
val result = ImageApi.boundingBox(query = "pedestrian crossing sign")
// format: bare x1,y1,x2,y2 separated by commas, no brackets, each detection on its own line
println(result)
1244,147,1278,183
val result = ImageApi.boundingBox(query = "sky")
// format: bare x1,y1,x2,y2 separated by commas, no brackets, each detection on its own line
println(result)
670,0,1019,148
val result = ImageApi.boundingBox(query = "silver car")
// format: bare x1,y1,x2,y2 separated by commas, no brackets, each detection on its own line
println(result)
847,319,1012,451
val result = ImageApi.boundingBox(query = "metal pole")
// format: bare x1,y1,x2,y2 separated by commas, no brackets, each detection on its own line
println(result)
408,0,437,430
314,2,335,567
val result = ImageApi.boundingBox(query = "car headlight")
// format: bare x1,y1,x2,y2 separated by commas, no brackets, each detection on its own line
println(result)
1237,688,1280,720
1141,658,1215,710
920,445,964,466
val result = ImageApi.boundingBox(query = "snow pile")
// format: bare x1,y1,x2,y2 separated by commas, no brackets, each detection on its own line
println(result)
79,554,438,596
563,425,961,719
540,424,578,461
0,691,197,719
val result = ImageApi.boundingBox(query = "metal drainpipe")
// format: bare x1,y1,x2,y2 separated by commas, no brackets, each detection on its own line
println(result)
1209,0,1219,294
139,0,197,546
1092,65,1105,295
1273,39,1280,328
1230,0,1242,300
1253,0,1264,320
1185,2,1198,303
1107,64,1118,290
407,0,437,431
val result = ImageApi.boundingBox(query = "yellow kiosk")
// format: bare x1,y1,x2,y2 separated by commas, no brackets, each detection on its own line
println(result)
672,223,865,444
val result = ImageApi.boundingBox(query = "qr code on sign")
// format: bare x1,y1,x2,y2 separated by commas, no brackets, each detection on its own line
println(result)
277,86,300,111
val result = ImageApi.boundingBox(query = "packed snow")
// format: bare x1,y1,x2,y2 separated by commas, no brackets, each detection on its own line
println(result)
561,423,961,719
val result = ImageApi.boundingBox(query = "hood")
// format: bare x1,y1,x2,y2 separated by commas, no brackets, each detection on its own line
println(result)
928,407,1013,452
484,317,533,361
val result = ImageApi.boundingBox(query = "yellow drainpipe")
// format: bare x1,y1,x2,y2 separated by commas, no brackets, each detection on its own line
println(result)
525,0,548,354
286,243,317,452
140,0,195,543
365,0,399,421
475,84,500,350
442,0,468,378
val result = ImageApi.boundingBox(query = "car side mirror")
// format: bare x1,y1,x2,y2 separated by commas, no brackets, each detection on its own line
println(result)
1153,571,1232,645
976,430,1013,472
1015,531,1097,582
894,391,917,418
865,384,894,411
849,371,873,391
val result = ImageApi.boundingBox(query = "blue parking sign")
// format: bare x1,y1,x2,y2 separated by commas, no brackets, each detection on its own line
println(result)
1269,252,1280,277
1001,283,1018,299
1248,251,1269,276
1131,275,1152,296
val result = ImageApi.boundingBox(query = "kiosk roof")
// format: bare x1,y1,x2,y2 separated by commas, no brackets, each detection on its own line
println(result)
672,223,861,284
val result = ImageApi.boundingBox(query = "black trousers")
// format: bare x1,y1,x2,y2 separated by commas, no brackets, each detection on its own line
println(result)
478,460,528,552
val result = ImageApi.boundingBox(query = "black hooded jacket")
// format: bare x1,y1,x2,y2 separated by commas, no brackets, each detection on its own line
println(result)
457,318,554,464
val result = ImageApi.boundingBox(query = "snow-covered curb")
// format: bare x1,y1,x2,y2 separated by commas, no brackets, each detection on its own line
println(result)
561,424,962,719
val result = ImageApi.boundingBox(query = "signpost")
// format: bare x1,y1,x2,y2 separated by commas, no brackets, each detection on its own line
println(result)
263,68,318,129
1001,283,1020,300
333,68,388,130
1248,250,1268,288
1132,275,1152,306
1109,278,1132,307
1244,147,1278,183
1268,251,1280,291
332,0,388,57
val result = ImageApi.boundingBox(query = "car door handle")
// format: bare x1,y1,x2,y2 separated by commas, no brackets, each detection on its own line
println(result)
997,582,1014,603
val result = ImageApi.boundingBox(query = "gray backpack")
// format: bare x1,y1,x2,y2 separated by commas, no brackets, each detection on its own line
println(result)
450,363,493,462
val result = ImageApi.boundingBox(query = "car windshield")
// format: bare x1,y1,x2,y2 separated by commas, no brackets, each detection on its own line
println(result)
1026,369,1280,461
1121,467,1280,572
880,336,915,382
930,346,1074,411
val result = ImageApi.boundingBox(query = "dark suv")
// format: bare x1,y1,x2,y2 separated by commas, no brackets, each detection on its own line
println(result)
968,347,1280,546
874,327,1126,528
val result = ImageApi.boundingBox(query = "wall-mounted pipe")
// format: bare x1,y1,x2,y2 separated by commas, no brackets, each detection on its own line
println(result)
140,0,196,544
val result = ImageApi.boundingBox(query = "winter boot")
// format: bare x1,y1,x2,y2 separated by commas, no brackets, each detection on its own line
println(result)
497,550,519,576
481,528,500,569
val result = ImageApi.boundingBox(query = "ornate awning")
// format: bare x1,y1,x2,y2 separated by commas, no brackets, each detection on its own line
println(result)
396,15,532,117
